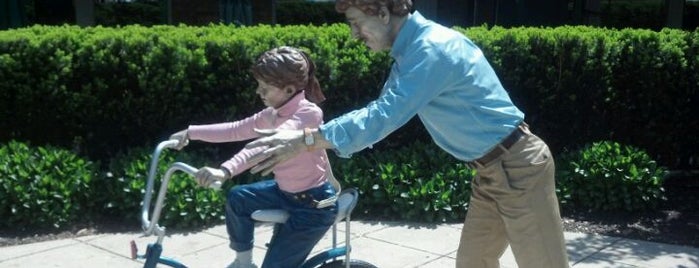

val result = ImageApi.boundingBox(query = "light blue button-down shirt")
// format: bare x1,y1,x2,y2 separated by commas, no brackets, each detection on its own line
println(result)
320,11,524,162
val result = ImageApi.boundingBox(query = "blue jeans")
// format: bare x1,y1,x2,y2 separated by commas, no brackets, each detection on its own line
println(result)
225,179,337,268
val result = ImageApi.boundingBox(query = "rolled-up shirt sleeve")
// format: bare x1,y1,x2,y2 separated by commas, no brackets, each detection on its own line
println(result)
320,44,453,158
323,12,524,161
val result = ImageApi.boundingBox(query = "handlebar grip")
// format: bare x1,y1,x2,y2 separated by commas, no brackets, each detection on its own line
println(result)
209,180,222,190
162,139,181,149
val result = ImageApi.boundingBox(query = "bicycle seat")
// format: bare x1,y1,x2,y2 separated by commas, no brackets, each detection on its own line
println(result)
251,188,359,224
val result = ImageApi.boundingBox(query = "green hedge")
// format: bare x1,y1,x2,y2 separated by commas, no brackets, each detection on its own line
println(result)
0,139,669,228
0,23,388,163
556,141,666,211
0,141,95,229
98,146,226,228
0,24,696,170
333,141,474,222
464,26,699,168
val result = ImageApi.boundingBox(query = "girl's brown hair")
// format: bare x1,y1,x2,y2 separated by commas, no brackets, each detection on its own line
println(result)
250,46,325,104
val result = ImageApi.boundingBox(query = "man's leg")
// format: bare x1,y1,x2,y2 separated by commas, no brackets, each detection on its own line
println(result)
456,174,509,268
497,134,569,268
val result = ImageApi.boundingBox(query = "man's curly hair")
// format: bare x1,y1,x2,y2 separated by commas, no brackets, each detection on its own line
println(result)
335,0,412,16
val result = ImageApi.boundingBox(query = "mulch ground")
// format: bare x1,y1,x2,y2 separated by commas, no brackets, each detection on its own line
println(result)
561,176,699,248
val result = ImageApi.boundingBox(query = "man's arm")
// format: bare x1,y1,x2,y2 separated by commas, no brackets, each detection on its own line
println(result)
247,36,455,174
246,128,333,175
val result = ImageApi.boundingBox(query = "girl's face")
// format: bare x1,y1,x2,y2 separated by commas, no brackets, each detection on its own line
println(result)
256,79,293,108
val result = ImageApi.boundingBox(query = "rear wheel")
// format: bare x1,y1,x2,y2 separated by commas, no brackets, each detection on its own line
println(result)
316,259,378,268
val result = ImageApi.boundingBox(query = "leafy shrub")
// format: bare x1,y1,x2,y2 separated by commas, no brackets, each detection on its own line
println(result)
0,141,95,229
556,141,666,211
2,25,697,169
333,141,474,222
98,146,226,229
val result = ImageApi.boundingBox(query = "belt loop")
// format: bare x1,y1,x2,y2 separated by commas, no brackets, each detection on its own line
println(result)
467,160,483,170
497,143,510,154
519,121,530,134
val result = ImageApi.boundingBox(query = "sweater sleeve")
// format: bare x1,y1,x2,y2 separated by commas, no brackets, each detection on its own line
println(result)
220,146,267,177
220,104,323,177
187,108,275,143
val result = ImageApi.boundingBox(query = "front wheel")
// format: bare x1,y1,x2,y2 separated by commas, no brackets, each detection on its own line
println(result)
317,259,378,268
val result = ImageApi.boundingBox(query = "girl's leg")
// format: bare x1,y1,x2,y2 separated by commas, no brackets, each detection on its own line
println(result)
262,183,338,268
225,180,283,252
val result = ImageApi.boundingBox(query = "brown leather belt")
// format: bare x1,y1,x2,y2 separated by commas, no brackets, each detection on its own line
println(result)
467,122,528,169
282,183,337,209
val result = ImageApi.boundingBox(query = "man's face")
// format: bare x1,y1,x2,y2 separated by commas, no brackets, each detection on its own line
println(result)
345,6,392,52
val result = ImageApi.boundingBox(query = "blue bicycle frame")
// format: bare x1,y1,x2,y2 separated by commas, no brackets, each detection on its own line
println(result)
131,140,370,268
131,140,220,268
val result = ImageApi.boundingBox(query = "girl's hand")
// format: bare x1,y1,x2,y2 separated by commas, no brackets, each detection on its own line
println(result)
169,129,189,150
195,166,226,188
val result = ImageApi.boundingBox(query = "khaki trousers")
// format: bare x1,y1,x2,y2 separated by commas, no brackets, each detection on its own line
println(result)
456,130,569,268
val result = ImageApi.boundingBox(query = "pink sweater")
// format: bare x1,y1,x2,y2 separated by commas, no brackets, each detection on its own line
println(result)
187,92,330,193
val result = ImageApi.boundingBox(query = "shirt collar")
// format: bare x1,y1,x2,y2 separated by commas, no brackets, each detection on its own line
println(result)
274,90,307,117
390,11,427,61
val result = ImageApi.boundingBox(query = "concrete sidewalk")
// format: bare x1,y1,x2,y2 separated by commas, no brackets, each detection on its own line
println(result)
1,220,697,268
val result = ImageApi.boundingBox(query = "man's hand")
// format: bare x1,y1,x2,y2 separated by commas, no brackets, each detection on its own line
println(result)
245,128,306,176
195,166,226,188
169,129,189,150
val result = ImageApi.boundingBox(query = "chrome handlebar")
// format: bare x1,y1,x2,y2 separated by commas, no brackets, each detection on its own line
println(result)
140,140,221,238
